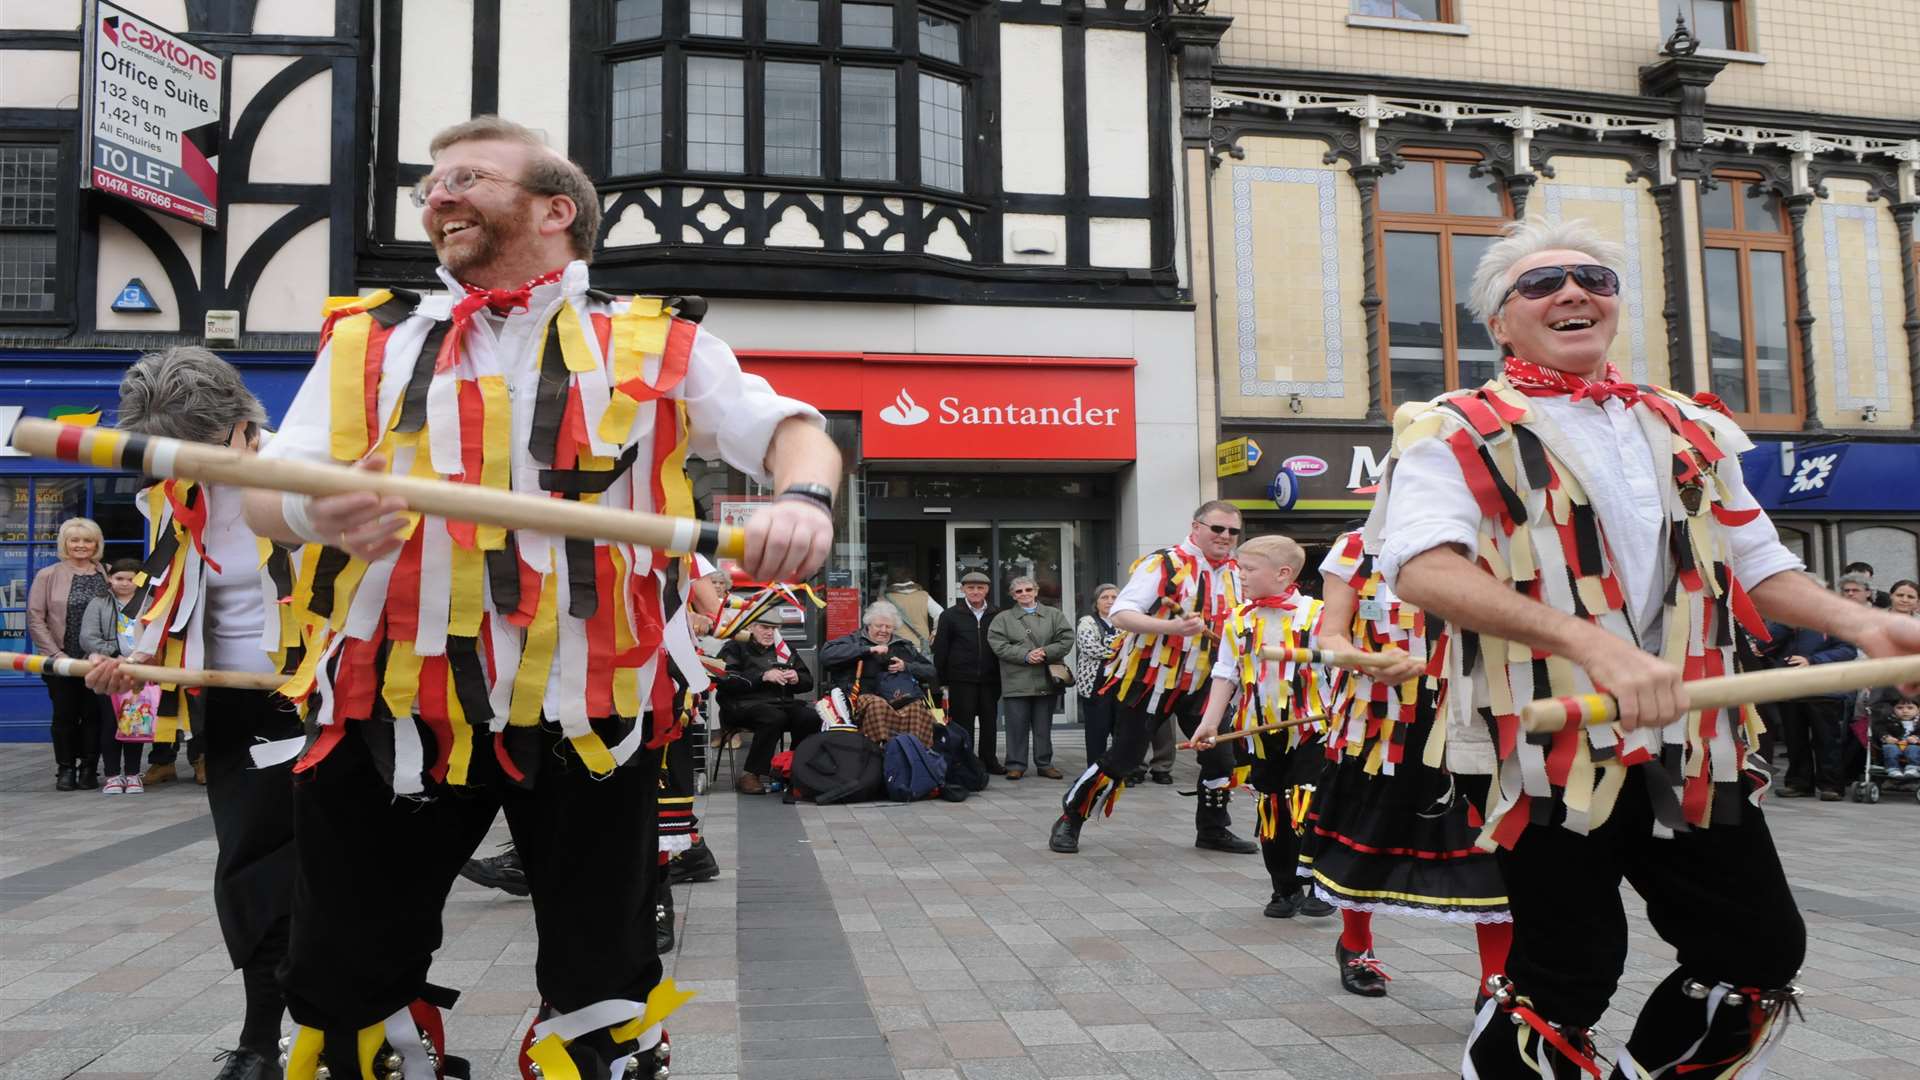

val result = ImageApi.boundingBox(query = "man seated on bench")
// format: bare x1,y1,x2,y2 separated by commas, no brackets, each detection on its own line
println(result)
716,620,818,794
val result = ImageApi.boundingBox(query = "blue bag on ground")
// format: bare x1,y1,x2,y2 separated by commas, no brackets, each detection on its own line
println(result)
933,721,990,792
884,734,947,802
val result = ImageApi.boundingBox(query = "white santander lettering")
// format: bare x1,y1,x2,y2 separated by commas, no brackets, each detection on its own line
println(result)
926,395,1117,428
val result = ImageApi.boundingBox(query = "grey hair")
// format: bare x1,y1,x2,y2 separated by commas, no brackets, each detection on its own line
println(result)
1009,575,1038,592
119,347,266,445
862,600,901,627
1838,573,1874,592
1466,219,1629,341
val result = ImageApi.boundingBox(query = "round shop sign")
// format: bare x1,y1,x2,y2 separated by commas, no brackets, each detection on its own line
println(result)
1280,454,1328,477
1268,469,1297,511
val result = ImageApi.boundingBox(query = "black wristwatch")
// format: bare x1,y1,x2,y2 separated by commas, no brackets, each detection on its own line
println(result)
775,482,835,514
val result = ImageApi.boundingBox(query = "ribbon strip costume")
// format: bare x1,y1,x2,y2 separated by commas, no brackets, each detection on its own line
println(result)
1056,540,1243,848
262,261,821,1080
1371,359,1806,1080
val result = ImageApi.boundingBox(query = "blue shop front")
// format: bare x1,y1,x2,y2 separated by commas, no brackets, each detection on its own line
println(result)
1740,438,1920,590
0,352,311,741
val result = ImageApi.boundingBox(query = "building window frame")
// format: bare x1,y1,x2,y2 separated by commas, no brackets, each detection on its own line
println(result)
1374,148,1513,412
1659,0,1749,53
1700,169,1805,430
0,131,78,327
597,0,979,197
1350,1,1457,22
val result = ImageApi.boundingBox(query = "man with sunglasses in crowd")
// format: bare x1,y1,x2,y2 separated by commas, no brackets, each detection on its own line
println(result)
1373,218,1920,1077
1050,500,1254,855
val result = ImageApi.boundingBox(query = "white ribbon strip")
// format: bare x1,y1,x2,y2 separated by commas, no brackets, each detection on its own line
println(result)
248,735,306,769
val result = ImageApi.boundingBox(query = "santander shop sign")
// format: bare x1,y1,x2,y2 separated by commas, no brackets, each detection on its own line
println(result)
859,359,1134,460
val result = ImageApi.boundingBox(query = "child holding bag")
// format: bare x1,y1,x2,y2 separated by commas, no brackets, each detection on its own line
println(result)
79,558,151,795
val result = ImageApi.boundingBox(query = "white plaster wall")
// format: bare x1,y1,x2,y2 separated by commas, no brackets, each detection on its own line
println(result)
2,0,81,30
240,218,329,333
999,23,1065,196
94,211,200,333
398,0,474,163
1089,217,1151,269
230,59,331,185
1,51,80,109
393,189,430,242
497,0,571,154
252,0,335,37
1002,212,1066,266
104,0,186,28
1085,28,1148,199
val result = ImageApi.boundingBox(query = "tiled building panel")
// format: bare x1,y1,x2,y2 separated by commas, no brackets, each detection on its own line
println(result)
1532,156,1673,389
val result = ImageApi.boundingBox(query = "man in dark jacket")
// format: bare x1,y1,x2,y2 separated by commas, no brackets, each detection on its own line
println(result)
1766,618,1858,799
934,571,1005,773
716,621,817,795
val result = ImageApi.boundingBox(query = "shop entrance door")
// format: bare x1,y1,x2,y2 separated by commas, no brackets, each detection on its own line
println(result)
948,521,1077,718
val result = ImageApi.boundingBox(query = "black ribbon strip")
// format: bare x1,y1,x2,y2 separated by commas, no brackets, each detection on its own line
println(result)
305,546,352,622
538,444,640,494
527,315,572,467
486,535,521,615
1512,425,1551,493
391,318,452,435
445,636,495,726
565,536,599,620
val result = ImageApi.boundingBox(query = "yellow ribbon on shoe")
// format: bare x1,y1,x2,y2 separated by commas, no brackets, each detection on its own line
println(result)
528,979,700,1076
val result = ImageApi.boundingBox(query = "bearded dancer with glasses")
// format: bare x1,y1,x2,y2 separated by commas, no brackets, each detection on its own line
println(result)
1050,500,1255,855
1371,218,1920,1078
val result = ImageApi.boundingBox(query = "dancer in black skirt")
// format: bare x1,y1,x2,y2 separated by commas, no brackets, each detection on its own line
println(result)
1299,530,1511,999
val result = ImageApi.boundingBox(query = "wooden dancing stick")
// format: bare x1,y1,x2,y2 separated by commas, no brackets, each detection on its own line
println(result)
1259,645,1413,674
1520,654,1920,734
1180,713,1328,750
8,418,746,560
0,651,285,692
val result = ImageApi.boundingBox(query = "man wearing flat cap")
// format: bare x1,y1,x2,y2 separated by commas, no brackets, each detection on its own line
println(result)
934,571,1005,772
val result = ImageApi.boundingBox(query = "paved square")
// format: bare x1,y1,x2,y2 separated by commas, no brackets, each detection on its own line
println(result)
2,738,1917,1079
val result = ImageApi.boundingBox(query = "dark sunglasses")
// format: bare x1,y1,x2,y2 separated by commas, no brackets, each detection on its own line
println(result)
1198,522,1243,537
1498,264,1621,308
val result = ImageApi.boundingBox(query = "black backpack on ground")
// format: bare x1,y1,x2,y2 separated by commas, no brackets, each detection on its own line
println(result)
787,728,885,805
934,722,990,793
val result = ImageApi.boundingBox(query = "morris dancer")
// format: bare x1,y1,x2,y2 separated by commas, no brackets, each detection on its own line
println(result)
1378,219,1920,1078
1051,501,1250,855
243,115,837,1079
1300,529,1510,1001
84,347,307,1080
1188,535,1337,919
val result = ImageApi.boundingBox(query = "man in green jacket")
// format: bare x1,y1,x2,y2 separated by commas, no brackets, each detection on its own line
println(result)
989,577,1075,780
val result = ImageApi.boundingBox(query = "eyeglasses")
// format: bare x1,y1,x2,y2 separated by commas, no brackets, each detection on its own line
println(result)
1198,522,1243,537
1012,587,1038,594
409,165,525,208
1497,264,1621,309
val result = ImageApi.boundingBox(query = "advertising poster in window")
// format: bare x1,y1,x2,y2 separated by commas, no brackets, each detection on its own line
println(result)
79,0,222,227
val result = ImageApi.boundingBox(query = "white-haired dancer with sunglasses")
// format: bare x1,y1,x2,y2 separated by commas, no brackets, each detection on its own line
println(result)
1370,218,1920,1078
1050,500,1255,855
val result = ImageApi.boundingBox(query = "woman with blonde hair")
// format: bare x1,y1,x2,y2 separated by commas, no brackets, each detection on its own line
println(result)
27,515,110,790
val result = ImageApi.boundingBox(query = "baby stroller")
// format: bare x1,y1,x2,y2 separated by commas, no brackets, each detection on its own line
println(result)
1848,730,1920,805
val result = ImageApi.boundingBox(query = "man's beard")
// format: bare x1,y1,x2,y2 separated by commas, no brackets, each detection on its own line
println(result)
433,207,523,276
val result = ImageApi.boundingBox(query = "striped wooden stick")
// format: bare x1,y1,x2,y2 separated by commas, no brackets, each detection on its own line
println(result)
1,651,285,691
7,417,745,560
1181,713,1328,750
1520,654,1920,734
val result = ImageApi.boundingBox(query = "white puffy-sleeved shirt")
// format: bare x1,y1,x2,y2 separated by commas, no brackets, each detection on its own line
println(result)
1378,392,1803,636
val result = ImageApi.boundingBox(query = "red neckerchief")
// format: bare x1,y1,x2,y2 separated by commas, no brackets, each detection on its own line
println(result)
435,267,566,373
1247,585,1298,610
1503,355,1641,407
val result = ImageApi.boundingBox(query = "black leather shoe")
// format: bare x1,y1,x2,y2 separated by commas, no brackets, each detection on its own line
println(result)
459,843,529,897
668,838,721,885
78,767,99,790
1263,892,1302,919
985,760,1008,776
1150,771,1173,785
1195,829,1258,854
212,1046,283,1080
1298,893,1336,917
1049,813,1083,854
1126,770,1147,785
55,766,77,792
656,889,676,954
1336,940,1389,997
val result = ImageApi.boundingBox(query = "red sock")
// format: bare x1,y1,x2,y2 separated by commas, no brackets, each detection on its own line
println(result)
1339,910,1372,953
1475,921,1512,988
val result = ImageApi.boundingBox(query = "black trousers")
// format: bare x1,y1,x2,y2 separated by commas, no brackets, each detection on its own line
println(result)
45,674,101,771
97,707,143,775
1080,691,1116,762
947,681,1000,765
1494,767,1804,1029
726,699,817,774
202,688,302,971
282,717,659,1031
1780,697,1847,792
1092,693,1233,834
